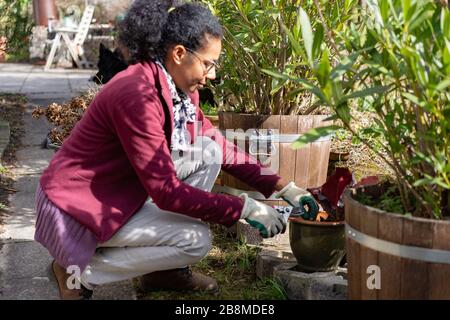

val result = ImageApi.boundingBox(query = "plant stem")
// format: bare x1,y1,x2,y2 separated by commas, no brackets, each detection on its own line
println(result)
313,0,339,56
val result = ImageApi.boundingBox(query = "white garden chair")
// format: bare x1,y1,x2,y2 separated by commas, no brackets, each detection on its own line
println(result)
44,4,95,70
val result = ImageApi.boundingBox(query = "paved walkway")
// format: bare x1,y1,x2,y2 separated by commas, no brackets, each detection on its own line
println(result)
0,63,136,300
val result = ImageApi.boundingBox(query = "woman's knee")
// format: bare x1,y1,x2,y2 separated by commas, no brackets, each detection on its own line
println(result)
200,136,222,167
181,223,212,263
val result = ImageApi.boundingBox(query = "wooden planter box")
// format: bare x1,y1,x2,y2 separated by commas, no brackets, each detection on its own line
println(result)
218,112,332,206
344,185,450,299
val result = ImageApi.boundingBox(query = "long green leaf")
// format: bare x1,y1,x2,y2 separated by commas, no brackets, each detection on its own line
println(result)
435,79,450,91
316,48,331,87
312,24,324,62
340,85,389,102
442,7,450,39
261,68,292,81
299,7,313,67
291,125,340,149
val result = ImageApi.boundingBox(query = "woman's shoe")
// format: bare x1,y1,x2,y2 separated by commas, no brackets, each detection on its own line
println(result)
50,260,93,300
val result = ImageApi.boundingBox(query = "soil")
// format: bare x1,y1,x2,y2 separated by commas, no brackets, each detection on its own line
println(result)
0,93,26,232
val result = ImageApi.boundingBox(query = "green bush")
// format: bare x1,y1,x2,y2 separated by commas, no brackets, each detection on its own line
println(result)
202,0,357,115
273,0,450,218
0,0,33,62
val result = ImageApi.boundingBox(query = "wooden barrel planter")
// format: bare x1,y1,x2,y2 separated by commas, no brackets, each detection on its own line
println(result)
344,185,450,299
204,115,219,128
217,112,332,206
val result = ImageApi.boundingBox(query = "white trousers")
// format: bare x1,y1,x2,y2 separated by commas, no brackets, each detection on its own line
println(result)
81,137,223,287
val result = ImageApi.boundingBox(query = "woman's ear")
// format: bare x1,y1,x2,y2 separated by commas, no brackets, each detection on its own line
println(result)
171,45,188,65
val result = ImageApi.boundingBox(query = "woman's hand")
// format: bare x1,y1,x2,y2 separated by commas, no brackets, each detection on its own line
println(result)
239,193,286,238
274,182,319,219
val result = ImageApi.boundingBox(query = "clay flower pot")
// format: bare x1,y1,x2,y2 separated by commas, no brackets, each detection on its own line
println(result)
289,216,346,272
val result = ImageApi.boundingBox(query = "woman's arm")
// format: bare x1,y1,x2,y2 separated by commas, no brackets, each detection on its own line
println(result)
274,177,289,192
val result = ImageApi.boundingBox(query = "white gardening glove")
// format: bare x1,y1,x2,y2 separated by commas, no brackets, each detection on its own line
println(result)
239,193,286,238
274,182,319,220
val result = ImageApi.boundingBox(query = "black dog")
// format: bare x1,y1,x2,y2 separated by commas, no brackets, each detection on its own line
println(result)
92,43,128,85
92,43,217,107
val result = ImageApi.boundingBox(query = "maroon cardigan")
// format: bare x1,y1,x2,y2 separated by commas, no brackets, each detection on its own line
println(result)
40,61,281,242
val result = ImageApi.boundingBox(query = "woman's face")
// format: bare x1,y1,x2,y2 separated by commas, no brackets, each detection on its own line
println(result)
165,35,221,94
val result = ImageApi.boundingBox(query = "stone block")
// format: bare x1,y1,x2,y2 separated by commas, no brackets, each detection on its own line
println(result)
274,262,347,300
256,249,296,279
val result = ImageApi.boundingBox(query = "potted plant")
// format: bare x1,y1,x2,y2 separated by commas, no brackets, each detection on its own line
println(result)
203,0,357,207
273,0,450,298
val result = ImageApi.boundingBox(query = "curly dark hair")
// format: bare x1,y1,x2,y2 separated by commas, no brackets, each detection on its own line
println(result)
119,0,223,64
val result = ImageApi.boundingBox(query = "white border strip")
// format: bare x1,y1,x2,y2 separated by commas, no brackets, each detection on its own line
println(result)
346,224,450,264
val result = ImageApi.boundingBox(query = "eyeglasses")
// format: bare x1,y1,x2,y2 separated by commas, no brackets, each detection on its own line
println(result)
185,47,220,74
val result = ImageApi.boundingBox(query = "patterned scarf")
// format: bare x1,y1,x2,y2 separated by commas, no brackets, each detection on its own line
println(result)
155,60,196,151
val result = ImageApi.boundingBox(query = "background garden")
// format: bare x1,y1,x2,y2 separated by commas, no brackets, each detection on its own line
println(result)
1,0,449,300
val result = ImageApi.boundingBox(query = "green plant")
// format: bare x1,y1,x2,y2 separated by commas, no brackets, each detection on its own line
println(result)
202,0,357,115
0,202,7,211
0,0,33,62
200,101,219,115
272,0,450,218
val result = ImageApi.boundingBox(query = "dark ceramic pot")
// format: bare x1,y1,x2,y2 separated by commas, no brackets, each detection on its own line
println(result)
289,217,346,272
46,136,61,151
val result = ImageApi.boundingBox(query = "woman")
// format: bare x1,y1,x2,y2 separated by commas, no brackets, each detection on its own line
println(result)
35,0,318,300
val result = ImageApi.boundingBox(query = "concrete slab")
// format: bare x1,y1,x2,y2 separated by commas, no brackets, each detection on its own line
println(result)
0,276,60,300
32,66,95,74
21,85,71,94
0,73,27,84
65,72,96,79
93,280,137,300
0,241,53,280
20,74,70,94
0,63,34,73
21,109,51,147
27,72,70,79
14,146,53,175
0,241,59,300
0,174,40,242
69,80,95,93
0,74,27,91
